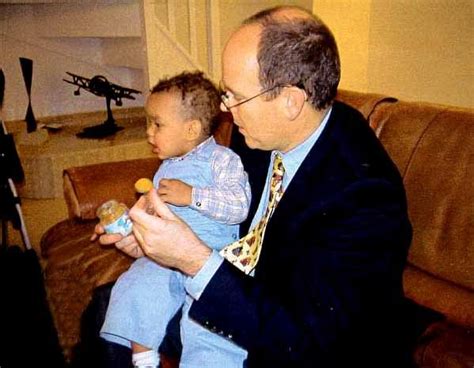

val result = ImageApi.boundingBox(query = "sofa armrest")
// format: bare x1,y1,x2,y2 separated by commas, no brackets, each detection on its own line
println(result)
63,157,160,220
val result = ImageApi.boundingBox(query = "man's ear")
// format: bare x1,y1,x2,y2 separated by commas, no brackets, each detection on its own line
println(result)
283,86,307,120
186,119,203,140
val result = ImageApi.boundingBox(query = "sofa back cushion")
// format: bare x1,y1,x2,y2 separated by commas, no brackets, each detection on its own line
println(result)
372,101,474,327
374,102,474,292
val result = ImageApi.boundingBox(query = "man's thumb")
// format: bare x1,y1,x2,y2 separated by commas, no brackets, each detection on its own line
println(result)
149,189,176,220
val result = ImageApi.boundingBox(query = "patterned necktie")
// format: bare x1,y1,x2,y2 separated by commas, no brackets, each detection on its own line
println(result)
220,154,285,274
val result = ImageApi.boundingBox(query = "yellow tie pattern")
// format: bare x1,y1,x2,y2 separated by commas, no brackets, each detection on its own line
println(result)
220,154,285,274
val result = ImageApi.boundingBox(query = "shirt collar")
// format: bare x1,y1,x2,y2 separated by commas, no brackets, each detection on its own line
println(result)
168,136,215,162
272,106,332,185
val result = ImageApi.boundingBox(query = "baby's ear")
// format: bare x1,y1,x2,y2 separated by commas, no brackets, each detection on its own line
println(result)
186,119,203,140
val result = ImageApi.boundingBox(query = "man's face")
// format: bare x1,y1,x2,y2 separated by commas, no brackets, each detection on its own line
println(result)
145,92,191,160
221,25,285,151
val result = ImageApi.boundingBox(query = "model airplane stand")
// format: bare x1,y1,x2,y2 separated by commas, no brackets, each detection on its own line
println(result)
76,93,124,139
63,73,141,139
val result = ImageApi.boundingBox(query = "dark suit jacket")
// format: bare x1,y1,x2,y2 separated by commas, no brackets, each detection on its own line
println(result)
189,101,413,367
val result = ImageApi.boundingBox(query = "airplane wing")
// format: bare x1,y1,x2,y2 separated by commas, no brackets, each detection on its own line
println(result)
110,82,141,100
63,72,91,90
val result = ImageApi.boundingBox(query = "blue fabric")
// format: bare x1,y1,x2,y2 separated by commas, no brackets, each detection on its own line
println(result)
101,138,247,367
154,138,242,250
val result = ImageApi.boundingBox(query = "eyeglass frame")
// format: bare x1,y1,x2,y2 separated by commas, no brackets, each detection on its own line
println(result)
220,84,283,110
220,82,306,110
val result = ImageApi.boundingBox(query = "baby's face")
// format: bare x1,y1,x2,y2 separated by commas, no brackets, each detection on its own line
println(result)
145,92,191,160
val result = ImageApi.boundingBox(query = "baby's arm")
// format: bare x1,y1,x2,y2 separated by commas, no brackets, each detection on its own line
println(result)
190,148,251,225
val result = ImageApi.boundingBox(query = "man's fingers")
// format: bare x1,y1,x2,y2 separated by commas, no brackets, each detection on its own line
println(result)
116,234,144,258
134,193,149,210
98,232,124,245
91,223,105,241
132,223,147,250
92,222,123,245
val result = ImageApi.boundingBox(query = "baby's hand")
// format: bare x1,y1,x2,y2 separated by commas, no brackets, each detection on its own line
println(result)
157,179,192,206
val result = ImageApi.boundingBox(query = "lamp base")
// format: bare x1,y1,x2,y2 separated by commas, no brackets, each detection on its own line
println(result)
76,122,124,139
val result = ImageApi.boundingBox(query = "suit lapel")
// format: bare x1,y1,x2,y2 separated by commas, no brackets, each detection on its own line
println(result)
238,101,351,239
261,102,351,251
274,103,343,220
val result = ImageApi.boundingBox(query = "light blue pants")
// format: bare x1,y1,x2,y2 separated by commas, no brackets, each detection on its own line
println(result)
100,257,247,368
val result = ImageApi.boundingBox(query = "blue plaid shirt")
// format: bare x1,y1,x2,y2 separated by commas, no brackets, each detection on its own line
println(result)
154,136,251,226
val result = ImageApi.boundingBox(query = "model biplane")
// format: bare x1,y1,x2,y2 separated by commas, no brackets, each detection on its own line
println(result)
63,72,141,138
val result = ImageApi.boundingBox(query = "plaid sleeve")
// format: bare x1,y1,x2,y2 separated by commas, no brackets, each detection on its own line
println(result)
191,148,251,225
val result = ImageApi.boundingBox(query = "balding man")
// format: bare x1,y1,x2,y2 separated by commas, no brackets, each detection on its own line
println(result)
98,6,413,367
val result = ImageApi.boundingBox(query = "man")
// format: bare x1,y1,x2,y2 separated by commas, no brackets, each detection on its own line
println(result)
97,5,413,367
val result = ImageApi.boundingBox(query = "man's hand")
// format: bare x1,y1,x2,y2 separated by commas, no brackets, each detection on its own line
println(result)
157,178,192,206
129,189,211,276
91,223,145,259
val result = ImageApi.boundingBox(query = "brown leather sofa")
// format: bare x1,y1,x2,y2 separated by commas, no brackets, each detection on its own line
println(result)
40,90,474,367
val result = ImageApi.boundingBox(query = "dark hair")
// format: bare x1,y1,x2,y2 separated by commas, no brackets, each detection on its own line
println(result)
243,6,340,110
150,71,221,136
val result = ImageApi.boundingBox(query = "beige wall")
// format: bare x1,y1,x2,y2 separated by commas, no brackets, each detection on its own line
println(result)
213,0,313,81
0,2,145,122
316,0,474,108
3,0,471,122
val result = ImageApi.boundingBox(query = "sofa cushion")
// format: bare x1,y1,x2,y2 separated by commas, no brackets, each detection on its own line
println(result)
404,266,474,328
413,321,474,367
40,219,133,360
370,101,474,323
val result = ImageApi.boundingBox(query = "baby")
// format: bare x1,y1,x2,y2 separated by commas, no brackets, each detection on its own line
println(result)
100,71,251,368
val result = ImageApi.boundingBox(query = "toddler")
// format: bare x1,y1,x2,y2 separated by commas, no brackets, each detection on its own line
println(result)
100,71,251,368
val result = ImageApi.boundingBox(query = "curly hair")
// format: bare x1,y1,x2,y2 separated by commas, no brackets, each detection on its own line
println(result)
243,6,340,110
150,71,221,136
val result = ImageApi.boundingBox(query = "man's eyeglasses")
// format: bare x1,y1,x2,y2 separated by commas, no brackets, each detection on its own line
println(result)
220,84,282,110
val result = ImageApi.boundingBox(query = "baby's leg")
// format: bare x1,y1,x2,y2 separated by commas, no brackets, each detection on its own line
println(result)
100,257,185,358
131,341,160,368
